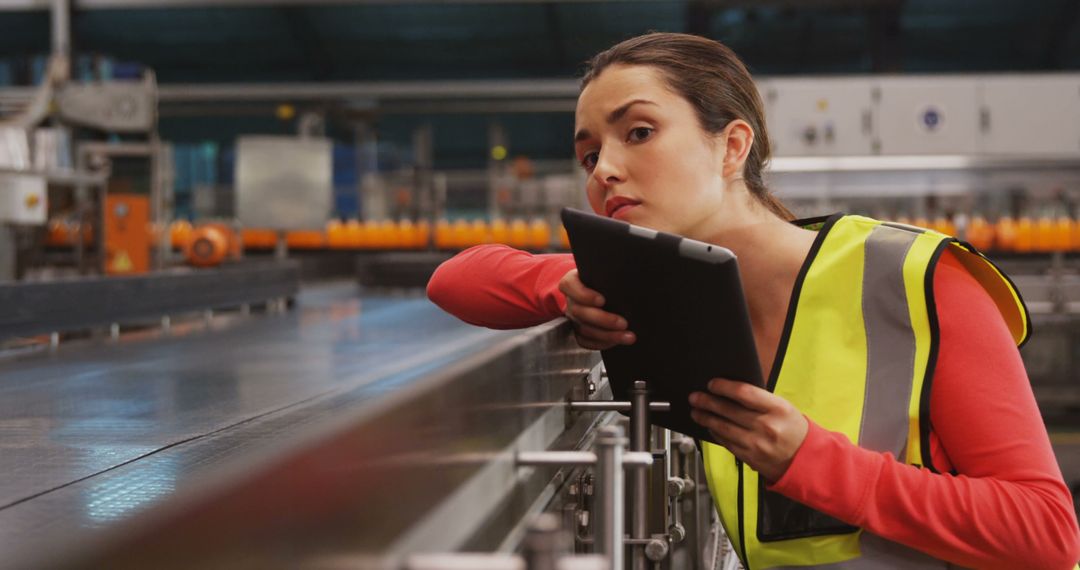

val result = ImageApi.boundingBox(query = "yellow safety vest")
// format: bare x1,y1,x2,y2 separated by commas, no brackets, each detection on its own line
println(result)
702,214,1031,569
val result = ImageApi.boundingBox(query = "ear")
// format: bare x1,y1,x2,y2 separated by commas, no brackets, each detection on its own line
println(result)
718,119,755,179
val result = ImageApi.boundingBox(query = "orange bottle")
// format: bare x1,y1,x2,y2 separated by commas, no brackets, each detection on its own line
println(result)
509,219,530,249
326,220,346,249
965,215,994,252
1035,216,1055,253
1072,216,1080,252
469,219,491,247
416,220,431,249
344,219,363,249
1014,216,1034,253
1053,216,1072,252
940,217,957,237
359,221,376,249
434,219,452,250
381,220,400,249
529,219,552,250
451,219,471,250
491,218,510,244
994,216,1017,252
398,219,417,249
170,220,193,250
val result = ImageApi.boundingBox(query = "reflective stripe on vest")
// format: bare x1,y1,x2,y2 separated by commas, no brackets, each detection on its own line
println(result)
701,214,1029,569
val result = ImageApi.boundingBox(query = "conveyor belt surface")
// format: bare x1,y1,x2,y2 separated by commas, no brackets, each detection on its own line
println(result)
0,282,514,561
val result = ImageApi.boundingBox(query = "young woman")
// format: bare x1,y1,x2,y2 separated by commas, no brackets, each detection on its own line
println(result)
427,32,1080,569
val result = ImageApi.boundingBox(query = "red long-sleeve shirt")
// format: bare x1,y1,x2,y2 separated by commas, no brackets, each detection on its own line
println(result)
427,244,1080,569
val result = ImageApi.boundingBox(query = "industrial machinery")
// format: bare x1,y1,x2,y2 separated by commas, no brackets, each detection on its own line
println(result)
3,305,729,570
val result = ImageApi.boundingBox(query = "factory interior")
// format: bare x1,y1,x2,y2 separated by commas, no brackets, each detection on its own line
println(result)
1,1,1079,569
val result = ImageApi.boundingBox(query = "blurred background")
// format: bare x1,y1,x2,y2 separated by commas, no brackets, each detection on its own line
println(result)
0,2,1078,568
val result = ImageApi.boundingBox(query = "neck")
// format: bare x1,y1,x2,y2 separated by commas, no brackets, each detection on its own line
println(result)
696,187,818,338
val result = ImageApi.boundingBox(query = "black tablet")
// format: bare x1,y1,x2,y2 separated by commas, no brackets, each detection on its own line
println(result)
561,207,763,443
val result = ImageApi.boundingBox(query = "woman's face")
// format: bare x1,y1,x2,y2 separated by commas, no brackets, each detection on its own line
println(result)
574,64,732,238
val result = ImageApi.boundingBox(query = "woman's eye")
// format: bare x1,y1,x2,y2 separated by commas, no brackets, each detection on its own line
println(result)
628,127,653,142
581,152,599,171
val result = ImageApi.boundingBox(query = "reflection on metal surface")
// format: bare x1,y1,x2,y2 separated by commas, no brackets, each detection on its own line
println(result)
84,456,175,524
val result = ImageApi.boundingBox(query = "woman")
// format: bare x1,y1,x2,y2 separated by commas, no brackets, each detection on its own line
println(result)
427,32,1080,569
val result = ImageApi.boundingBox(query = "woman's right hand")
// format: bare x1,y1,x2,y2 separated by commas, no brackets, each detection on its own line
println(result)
558,269,636,351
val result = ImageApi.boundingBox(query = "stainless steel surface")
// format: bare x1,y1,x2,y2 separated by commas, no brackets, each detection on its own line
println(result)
515,452,653,468
566,401,671,412
629,381,650,570
594,426,624,570
406,553,525,570
2,283,527,567
523,513,566,570
236,136,332,231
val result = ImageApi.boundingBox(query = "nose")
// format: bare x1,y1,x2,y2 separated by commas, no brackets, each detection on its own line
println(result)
591,148,625,187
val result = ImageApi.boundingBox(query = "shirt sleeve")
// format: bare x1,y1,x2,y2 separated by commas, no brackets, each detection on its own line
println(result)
426,244,577,329
768,248,1080,569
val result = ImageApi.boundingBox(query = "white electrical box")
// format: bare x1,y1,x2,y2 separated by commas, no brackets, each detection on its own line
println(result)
235,136,332,230
874,77,980,155
0,173,47,225
979,75,1080,156
765,78,876,156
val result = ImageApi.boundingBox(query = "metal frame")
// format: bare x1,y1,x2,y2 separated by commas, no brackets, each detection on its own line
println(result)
12,320,600,568
0,260,299,340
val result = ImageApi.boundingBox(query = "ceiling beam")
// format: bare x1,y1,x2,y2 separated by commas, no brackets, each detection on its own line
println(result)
0,0,663,11
154,79,581,102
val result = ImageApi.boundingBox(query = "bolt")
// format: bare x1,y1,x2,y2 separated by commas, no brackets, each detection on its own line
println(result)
644,537,669,561
669,523,686,544
667,478,686,498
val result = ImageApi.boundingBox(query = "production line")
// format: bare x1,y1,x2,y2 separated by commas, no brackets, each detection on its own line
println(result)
2,283,562,567
1,277,725,570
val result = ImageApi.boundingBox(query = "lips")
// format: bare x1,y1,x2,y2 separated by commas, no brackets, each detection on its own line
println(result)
605,196,641,219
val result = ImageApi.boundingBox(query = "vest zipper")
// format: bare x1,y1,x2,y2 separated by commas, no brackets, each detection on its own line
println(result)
736,458,750,570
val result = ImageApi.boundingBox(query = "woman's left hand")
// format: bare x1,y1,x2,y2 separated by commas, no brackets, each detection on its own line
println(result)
689,378,809,483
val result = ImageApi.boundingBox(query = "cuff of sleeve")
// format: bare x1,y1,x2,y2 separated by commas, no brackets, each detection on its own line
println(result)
765,418,879,525
767,416,825,494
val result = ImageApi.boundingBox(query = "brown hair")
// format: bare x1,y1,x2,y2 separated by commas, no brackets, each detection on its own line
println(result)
582,32,793,220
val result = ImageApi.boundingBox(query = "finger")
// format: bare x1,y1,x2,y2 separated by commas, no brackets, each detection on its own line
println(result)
691,410,751,454
567,304,627,331
688,392,757,431
707,378,773,413
576,323,635,346
559,270,605,307
574,331,616,351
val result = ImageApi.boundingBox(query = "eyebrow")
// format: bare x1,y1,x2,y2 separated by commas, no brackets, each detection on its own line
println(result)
574,99,659,143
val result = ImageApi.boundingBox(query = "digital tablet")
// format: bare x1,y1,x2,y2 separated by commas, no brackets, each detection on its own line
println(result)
561,207,764,443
